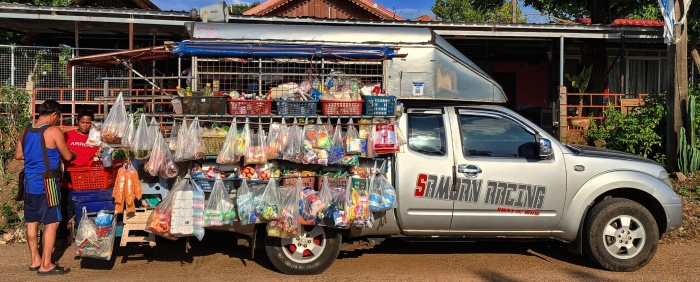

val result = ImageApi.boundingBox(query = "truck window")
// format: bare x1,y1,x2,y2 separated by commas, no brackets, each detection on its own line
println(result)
408,114,446,156
459,115,536,158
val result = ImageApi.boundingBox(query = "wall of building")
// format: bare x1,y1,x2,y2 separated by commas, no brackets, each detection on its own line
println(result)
492,61,550,108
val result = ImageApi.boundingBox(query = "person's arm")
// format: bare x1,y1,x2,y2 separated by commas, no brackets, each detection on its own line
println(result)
47,126,76,161
14,128,25,160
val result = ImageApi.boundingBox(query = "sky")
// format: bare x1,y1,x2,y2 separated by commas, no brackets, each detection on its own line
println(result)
151,0,545,22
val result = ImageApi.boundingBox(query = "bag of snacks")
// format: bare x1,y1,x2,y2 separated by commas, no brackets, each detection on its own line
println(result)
237,179,265,225
266,122,282,160
257,178,280,221
217,119,240,165
101,92,128,145
298,179,325,225
132,114,153,160
75,208,116,260
318,177,349,228
147,178,188,240
267,180,301,238
204,179,236,227
345,118,362,155
236,119,250,160
183,117,206,160
328,119,345,164
244,123,267,165
158,132,179,179
86,122,102,147
283,124,301,163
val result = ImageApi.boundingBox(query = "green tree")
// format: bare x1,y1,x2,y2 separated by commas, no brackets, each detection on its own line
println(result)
229,1,260,15
432,0,527,23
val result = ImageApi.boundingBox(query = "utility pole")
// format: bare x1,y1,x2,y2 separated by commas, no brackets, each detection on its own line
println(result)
667,0,689,173
511,0,517,23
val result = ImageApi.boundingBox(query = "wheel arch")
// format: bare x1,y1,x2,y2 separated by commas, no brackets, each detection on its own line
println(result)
558,170,667,242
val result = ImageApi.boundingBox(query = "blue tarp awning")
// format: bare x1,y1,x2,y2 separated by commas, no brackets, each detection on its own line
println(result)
170,42,395,59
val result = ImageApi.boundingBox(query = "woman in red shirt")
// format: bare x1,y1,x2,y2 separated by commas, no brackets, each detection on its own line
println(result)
58,109,100,250
64,110,100,168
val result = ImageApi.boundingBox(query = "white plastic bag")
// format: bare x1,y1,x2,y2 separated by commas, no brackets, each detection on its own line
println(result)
217,119,240,164
132,113,153,160
101,92,128,145
204,179,236,227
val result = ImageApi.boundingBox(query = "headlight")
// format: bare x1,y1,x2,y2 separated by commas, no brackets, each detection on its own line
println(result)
658,171,673,188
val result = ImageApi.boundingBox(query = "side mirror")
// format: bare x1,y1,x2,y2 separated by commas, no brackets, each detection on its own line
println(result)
538,136,554,159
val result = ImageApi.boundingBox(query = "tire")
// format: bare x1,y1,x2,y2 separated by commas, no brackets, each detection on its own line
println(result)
265,225,341,275
583,198,659,272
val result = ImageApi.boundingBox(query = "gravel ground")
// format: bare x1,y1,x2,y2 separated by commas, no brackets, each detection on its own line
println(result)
1,230,698,282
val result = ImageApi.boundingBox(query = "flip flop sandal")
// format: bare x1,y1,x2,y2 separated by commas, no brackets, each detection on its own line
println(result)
28,266,40,271
37,265,70,276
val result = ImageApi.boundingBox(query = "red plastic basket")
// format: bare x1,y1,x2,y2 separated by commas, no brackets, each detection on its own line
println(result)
281,176,316,190
67,162,123,191
320,100,363,116
229,99,272,115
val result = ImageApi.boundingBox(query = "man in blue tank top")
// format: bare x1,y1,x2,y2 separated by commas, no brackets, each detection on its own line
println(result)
15,100,75,275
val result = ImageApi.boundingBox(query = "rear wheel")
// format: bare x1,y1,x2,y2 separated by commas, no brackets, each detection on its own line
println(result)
583,198,659,271
265,225,341,275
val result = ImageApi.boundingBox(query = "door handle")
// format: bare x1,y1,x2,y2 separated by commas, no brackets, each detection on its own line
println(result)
458,164,482,176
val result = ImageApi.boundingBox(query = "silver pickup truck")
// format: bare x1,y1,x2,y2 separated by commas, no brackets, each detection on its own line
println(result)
169,22,683,275
262,103,682,274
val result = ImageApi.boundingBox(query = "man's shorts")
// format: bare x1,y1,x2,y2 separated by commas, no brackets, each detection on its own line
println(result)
24,193,62,224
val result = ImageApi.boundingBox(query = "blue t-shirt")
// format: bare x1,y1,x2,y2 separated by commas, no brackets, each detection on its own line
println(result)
23,125,60,195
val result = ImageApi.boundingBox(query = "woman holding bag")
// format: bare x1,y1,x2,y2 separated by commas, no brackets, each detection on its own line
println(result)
14,100,75,275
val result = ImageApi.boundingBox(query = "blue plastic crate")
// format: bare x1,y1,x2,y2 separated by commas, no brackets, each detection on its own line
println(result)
363,96,396,116
275,99,318,115
70,188,113,203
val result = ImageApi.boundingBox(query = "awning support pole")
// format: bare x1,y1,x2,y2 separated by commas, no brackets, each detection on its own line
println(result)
559,36,567,143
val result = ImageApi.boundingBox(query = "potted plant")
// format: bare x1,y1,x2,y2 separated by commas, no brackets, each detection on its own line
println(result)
565,65,592,128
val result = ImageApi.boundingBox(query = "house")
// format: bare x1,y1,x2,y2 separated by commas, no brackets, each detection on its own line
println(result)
0,1,674,143
243,0,403,20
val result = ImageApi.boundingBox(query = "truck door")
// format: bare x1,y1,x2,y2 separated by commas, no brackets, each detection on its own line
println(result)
448,107,565,233
396,108,454,234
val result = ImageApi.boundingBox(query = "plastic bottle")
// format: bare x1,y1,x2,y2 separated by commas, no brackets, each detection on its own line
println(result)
176,85,186,97
203,83,213,96
395,100,403,117
186,86,192,96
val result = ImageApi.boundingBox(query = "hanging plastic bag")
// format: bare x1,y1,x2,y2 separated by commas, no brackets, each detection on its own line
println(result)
266,122,282,160
279,119,289,153
244,122,267,165
204,179,236,227
314,119,330,165
145,132,165,177
120,114,134,148
159,133,179,179
338,155,360,166
373,123,399,154
86,122,102,147
267,181,301,238
345,118,362,155
148,117,160,147
318,178,349,228
169,121,180,151
101,93,127,144
283,124,300,162
328,119,345,164
173,119,189,162
132,114,153,160
236,119,250,161
217,119,240,164
236,179,254,225
147,179,188,240
348,177,370,227
257,178,280,221
301,119,317,164
184,117,206,160
298,178,325,225
237,179,266,225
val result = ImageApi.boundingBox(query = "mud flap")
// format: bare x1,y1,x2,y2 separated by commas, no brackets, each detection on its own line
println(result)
567,204,591,254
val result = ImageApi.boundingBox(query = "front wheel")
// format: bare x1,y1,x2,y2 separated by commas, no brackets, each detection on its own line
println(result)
265,225,341,275
583,198,659,271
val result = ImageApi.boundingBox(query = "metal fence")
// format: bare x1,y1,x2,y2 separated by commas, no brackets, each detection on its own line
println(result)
0,45,129,92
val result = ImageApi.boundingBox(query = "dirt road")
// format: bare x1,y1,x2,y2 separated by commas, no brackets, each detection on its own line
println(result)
1,231,698,281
